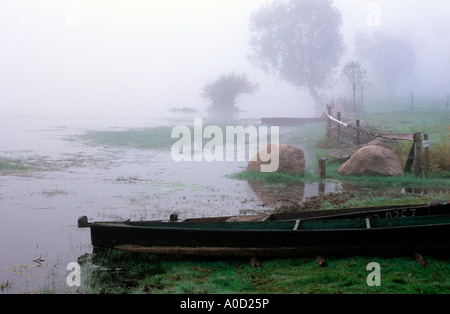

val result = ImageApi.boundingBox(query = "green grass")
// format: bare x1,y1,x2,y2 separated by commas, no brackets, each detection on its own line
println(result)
229,170,313,184
303,190,450,211
324,162,450,188
80,121,277,151
230,166,449,190
331,192,450,210
81,127,178,150
359,98,449,141
76,250,450,294
362,111,448,139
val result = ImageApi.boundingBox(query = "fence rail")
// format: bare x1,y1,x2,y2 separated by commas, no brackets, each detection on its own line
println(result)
325,105,415,142
324,104,427,178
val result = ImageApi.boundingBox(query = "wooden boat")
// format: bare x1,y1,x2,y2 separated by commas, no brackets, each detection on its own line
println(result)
78,200,450,257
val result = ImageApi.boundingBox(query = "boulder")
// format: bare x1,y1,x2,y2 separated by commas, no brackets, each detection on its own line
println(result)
338,145,403,176
325,145,363,163
248,143,305,176
366,138,398,150
325,138,399,163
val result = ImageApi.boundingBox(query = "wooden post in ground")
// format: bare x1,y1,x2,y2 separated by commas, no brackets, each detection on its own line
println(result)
447,94,449,111
411,93,414,111
423,134,429,178
336,111,341,147
319,158,326,179
414,132,422,177
318,181,325,196
356,120,360,145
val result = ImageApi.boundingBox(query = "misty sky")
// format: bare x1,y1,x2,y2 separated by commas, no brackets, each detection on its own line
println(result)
0,0,449,117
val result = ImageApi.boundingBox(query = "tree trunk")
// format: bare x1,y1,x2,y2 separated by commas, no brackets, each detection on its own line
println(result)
307,83,322,108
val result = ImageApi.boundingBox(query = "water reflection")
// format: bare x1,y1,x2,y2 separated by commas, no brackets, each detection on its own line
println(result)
247,180,305,208
246,179,346,209
246,179,447,211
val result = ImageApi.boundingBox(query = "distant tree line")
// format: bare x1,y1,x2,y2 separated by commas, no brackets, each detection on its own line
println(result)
201,0,416,114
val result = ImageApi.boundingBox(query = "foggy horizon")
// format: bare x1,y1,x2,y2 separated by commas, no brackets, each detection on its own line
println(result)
1,0,449,118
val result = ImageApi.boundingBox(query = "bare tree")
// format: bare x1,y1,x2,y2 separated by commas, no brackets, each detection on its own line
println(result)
341,61,368,112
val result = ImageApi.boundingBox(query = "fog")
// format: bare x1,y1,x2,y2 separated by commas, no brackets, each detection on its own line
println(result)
0,0,449,118
335,0,450,99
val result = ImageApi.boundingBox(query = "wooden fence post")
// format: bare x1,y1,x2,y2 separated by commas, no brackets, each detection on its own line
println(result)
411,93,414,111
414,132,422,177
319,158,326,178
336,111,341,147
356,120,360,145
423,134,429,178
447,94,449,111
318,182,325,196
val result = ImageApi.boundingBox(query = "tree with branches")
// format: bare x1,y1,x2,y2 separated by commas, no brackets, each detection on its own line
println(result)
249,0,345,108
341,61,369,112
201,72,259,112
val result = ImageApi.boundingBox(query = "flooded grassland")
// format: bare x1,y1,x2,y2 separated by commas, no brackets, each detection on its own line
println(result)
0,110,448,294
0,114,332,293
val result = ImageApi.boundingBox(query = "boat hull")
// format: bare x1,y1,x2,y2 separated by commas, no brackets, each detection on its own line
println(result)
80,200,450,257
89,221,450,257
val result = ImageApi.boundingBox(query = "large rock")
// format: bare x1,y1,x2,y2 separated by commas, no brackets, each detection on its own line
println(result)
338,145,403,176
366,138,398,150
325,138,399,163
248,143,305,176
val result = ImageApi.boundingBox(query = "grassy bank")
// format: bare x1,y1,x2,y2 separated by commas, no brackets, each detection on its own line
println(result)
79,253,450,294
231,168,450,189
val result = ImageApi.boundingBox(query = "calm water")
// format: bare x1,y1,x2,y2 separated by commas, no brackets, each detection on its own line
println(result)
0,112,340,293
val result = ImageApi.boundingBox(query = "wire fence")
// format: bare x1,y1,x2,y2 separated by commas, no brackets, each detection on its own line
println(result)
323,104,428,177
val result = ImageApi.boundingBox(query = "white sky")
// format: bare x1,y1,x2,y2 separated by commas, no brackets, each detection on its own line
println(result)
0,0,449,117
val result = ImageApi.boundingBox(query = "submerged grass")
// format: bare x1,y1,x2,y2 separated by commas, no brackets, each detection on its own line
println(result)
0,160,30,172
0,156,52,175
81,127,177,150
229,170,312,184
